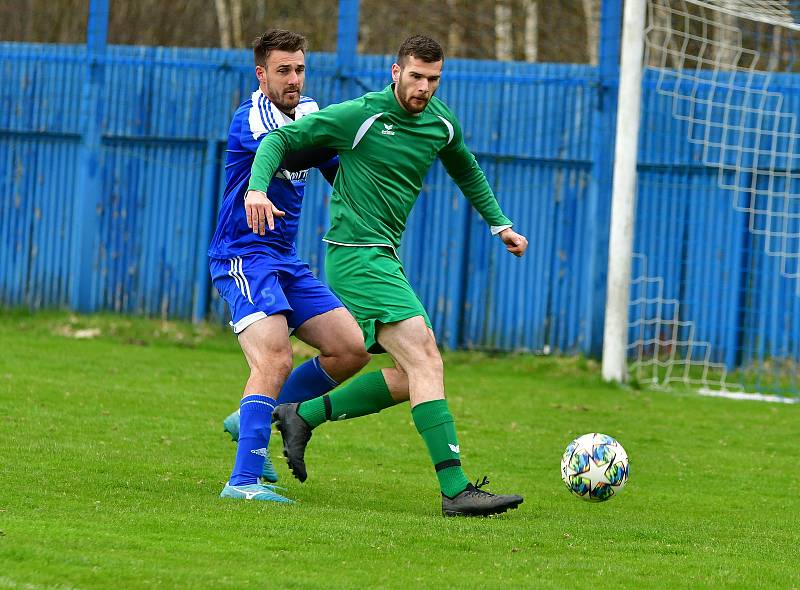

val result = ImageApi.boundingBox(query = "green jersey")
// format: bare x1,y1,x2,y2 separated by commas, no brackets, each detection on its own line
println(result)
248,84,512,250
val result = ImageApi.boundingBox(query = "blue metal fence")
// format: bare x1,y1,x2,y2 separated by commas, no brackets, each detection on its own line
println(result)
1,3,799,392
0,41,602,355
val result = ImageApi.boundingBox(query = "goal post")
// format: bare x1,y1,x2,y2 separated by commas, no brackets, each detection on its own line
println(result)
603,0,800,397
602,0,648,383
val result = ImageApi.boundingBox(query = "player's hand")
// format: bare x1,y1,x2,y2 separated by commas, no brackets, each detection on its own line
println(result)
244,190,285,235
499,228,528,257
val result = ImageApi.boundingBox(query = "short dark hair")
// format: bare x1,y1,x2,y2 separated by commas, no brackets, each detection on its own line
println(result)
397,35,444,66
252,29,307,67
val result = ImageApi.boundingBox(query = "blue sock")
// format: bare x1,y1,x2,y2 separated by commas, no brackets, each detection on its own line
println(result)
229,394,277,486
277,356,339,404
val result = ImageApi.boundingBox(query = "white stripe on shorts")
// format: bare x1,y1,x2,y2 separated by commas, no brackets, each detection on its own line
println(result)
228,256,254,304
236,256,255,304
228,258,244,293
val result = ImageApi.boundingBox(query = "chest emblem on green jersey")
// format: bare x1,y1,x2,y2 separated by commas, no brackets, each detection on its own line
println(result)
381,123,396,136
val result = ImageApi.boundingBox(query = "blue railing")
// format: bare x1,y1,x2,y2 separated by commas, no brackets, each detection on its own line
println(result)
0,42,600,356
1,4,799,395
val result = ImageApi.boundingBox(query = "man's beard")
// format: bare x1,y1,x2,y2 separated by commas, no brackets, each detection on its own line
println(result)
396,83,430,113
270,88,301,113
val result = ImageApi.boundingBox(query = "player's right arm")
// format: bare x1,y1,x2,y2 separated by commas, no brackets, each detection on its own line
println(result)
245,101,361,234
248,100,360,189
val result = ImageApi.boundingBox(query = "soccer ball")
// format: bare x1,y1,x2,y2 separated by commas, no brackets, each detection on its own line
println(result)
560,433,629,502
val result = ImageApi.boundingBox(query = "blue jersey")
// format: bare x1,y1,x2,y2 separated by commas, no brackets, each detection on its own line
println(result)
208,89,331,259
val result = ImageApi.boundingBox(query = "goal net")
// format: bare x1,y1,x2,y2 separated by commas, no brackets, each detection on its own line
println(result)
625,0,800,397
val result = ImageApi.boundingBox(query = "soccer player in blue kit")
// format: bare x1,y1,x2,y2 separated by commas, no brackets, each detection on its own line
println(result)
208,30,370,503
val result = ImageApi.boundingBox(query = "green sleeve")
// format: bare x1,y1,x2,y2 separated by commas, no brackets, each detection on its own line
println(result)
248,100,362,193
437,116,512,229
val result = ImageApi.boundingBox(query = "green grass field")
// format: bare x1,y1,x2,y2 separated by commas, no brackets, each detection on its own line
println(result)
1,312,798,589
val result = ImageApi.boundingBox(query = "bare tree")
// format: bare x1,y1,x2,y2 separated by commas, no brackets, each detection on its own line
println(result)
358,20,370,54
255,0,267,26
582,0,599,65
647,0,676,68
4,0,591,62
768,24,783,71
495,0,513,60
713,1,739,70
214,0,232,49
231,0,244,47
447,0,464,56
523,0,538,62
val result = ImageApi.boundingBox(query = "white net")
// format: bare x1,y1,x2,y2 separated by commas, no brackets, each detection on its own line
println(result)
647,0,800,283
689,1,798,28
628,252,744,390
628,0,800,395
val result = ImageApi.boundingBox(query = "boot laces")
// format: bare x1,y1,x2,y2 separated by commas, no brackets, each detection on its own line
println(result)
468,476,493,497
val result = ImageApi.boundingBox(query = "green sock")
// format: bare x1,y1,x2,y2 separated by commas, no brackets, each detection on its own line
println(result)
411,399,470,498
297,370,397,428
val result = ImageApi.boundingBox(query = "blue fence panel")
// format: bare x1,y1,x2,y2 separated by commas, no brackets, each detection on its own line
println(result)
461,160,590,351
0,45,87,135
630,168,688,325
27,137,81,309
0,42,658,356
400,161,471,349
1,37,798,387
0,134,80,308
96,139,209,316
679,171,748,365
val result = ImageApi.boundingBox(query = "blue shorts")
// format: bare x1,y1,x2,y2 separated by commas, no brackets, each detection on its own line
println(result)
209,252,344,334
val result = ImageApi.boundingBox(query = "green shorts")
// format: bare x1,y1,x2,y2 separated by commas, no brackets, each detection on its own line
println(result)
325,244,432,353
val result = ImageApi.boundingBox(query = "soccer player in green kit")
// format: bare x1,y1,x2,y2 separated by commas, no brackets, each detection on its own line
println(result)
245,35,529,516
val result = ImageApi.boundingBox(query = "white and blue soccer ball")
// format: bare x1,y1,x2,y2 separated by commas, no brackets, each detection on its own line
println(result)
560,433,629,502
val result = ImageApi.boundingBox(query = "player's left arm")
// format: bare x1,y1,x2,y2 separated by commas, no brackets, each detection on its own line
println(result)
438,116,528,257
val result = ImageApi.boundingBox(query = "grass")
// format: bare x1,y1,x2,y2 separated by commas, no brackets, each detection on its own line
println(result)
0,311,798,589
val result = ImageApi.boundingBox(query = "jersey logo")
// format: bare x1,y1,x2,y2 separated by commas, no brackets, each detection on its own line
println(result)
381,123,396,136
276,168,309,182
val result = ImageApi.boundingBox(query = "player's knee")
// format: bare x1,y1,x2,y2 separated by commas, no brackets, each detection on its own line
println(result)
328,348,369,382
277,354,294,381
251,349,293,383
348,347,371,371
406,338,443,376
423,352,444,377
321,336,369,372
383,365,410,401
392,362,408,379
